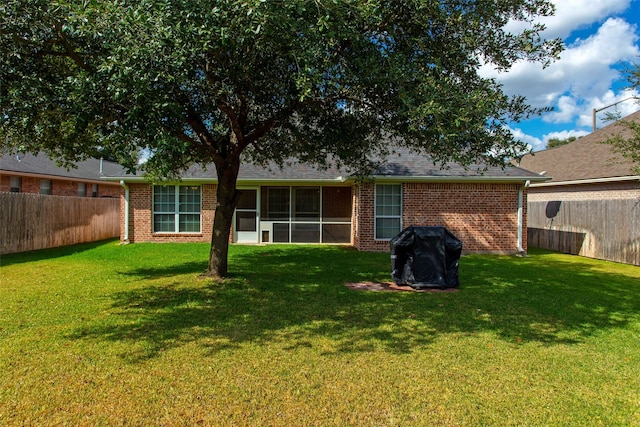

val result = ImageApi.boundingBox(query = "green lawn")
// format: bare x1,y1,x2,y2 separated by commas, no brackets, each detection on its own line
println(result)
1,241,639,426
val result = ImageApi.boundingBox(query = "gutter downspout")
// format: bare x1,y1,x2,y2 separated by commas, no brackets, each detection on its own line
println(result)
516,180,530,256
120,180,130,244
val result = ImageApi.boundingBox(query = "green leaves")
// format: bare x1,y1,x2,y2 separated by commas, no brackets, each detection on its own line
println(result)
1,0,562,176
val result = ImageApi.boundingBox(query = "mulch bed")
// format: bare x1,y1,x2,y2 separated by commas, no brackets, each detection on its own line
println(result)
345,281,458,293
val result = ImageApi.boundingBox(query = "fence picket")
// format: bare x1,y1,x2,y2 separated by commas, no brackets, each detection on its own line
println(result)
0,192,119,255
528,198,640,265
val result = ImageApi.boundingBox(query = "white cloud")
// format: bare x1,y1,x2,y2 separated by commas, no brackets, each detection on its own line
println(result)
543,95,579,123
486,17,640,108
543,129,590,142
508,126,545,152
491,1,640,152
511,127,591,153
506,0,631,39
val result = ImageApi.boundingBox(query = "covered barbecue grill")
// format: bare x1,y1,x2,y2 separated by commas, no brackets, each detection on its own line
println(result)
390,226,462,289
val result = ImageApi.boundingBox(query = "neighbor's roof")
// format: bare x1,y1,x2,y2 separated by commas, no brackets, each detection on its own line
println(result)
517,110,640,185
0,152,128,184
105,147,545,184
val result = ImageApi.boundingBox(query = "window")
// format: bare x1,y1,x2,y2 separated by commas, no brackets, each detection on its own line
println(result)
77,182,86,197
91,184,98,197
40,179,52,195
375,184,402,239
153,185,201,233
10,176,21,193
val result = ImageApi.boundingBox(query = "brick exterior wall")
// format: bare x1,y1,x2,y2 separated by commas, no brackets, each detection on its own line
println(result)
528,180,640,201
122,183,216,243
0,174,120,198
120,181,527,254
354,182,526,254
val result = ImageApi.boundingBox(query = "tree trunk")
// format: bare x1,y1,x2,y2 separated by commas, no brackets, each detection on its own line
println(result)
206,154,241,278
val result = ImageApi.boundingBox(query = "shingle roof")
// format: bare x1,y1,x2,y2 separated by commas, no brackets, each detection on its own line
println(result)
517,110,640,183
106,147,543,183
0,152,128,182
374,149,541,179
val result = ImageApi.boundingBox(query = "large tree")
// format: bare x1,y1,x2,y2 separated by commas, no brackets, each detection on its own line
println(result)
1,0,562,278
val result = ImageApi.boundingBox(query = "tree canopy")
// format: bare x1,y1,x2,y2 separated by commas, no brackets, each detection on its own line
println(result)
546,136,578,149
1,0,563,277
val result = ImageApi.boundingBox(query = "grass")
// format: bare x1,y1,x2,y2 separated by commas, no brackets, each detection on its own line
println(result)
1,240,639,426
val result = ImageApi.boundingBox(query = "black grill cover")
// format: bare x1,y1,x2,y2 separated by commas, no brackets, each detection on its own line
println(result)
390,226,462,289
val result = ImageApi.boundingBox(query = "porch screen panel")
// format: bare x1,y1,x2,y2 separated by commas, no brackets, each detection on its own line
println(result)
322,224,351,243
262,187,290,221
236,212,257,231
237,189,257,209
291,223,320,243
322,187,352,222
236,189,257,232
293,187,320,221
273,223,289,242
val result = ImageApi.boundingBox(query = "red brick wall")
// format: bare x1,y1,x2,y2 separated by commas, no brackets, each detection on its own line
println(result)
0,174,120,197
122,183,216,243
119,180,527,254
354,182,527,254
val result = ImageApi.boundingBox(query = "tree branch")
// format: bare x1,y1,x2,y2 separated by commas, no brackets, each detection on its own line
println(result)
216,97,246,149
51,22,95,74
185,107,216,149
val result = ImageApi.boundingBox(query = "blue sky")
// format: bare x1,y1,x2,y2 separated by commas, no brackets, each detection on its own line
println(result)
481,0,640,152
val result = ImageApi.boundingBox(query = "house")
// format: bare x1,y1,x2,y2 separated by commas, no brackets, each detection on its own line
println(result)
0,152,124,198
104,149,547,254
517,110,640,265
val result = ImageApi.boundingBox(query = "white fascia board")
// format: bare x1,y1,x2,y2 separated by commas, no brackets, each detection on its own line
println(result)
370,175,549,184
102,176,351,186
530,175,640,187
106,174,548,185
4,171,119,185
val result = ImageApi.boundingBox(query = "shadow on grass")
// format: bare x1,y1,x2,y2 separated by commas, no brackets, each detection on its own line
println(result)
0,239,118,267
69,246,640,362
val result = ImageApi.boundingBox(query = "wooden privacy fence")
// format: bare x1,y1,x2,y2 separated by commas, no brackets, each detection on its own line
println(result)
0,192,120,255
528,198,640,265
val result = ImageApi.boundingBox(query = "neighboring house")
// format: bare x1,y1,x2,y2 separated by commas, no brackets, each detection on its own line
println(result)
104,149,546,254
517,110,640,265
0,153,124,197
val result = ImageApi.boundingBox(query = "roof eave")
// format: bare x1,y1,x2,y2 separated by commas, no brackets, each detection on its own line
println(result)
530,175,640,187
2,170,119,185
102,176,351,185
105,174,547,185
371,175,550,184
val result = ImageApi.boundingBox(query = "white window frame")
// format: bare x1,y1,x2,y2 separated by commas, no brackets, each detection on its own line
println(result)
374,183,402,240
10,176,21,193
152,185,202,234
39,179,52,195
77,182,87,197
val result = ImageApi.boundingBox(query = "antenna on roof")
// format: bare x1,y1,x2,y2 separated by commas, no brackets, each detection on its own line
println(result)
592,96,639,131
